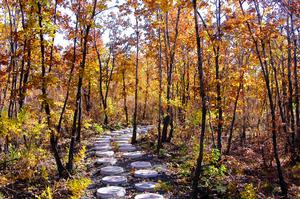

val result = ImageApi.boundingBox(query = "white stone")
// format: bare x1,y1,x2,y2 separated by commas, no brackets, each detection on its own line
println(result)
134,182,158,192
115,140,130,144
95,151,114,157
96,186,126,199
134,169,158,178
95,140,111,145
117,143,133,148
95,137,111,142
119,145,137,152
94,145,113,151
100,166,124,175
95,158,117,166
134,193,164,199
123,151,145,159
99,135,112,139
102,175,127,185
130,161,152,169
113,137,130,142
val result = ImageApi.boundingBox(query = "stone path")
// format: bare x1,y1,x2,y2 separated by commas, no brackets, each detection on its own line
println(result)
84,126,167,199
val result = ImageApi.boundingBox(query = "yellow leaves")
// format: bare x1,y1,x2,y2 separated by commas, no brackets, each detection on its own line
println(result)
0,176,9,187
67,178,91,199
38,186,53,199
74,145,86,165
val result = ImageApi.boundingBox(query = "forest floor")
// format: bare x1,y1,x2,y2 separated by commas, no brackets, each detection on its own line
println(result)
0,126,299,199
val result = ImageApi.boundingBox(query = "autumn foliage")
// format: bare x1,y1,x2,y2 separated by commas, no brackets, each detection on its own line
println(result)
0,0,299,198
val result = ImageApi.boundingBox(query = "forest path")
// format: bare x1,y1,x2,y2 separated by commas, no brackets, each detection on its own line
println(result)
83,126,168,199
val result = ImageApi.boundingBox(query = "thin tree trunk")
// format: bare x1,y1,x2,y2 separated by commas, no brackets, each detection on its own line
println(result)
239,0,288,195
291,13,300,152
37,1,66,177
57,7,80,133
67,0,97,173
192,0,207,197
226,80,242,154
157,11,163,154
122,69,128,124
162,8,181,143
132,11,139,144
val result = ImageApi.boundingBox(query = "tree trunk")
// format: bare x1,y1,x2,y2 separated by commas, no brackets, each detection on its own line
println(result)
162,8,181,143
122,69,128,124
192,0,207,197
226,80,242,154
37,1,66,177
132,11,139,144
157,11,163,154
239,0,288,195
67,0,97,173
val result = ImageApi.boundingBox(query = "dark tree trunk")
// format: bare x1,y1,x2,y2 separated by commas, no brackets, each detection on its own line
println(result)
132,12,139,144
291,13,300,152
37,1,66,177
157,11,163,154
122,69,128,124
162,8,181,143
191,0,207,197
239,0,288,195
67,0,97,173
226,80,242,154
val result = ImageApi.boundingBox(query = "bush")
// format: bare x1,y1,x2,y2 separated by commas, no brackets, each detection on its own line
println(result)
93,123,104,134
67,178,91,199
240,183,257,199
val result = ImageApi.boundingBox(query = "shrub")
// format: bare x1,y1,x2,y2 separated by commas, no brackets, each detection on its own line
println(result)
67,178,91,199
38,186,52,199
240,183,257,199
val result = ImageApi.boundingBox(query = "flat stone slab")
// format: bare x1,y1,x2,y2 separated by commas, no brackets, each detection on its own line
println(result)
100,166,124,175
95,158,117,166
123,151,145,159
134,169,158,178
130,161,152,169
95,140,111,145
113,137,130,142
115,140,130,144
134,193,164,199
96,186,126,198
119,145,137,152
95,151,114,157
135,181,158,192
94,145,113,151
99,135,112,139
102,175,127,185
95,137,111,142
117,143,133,147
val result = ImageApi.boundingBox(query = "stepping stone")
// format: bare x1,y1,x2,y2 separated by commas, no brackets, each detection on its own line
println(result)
113,137,130,142
119,145,137,152
95,151,114,157
99,135,112,139
118,143,133,147
130,161,152,169
110,131,121,136
94,145,113,151
134,169,158,178
115,140,130,144
95,158,117,166
95,137,111,142
95,140,111,144
123,129,131,133
102,175,127,185
123,151,145,159
100,166,124,175
135,181,158,192
134,193,164,199
96,186,126,199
